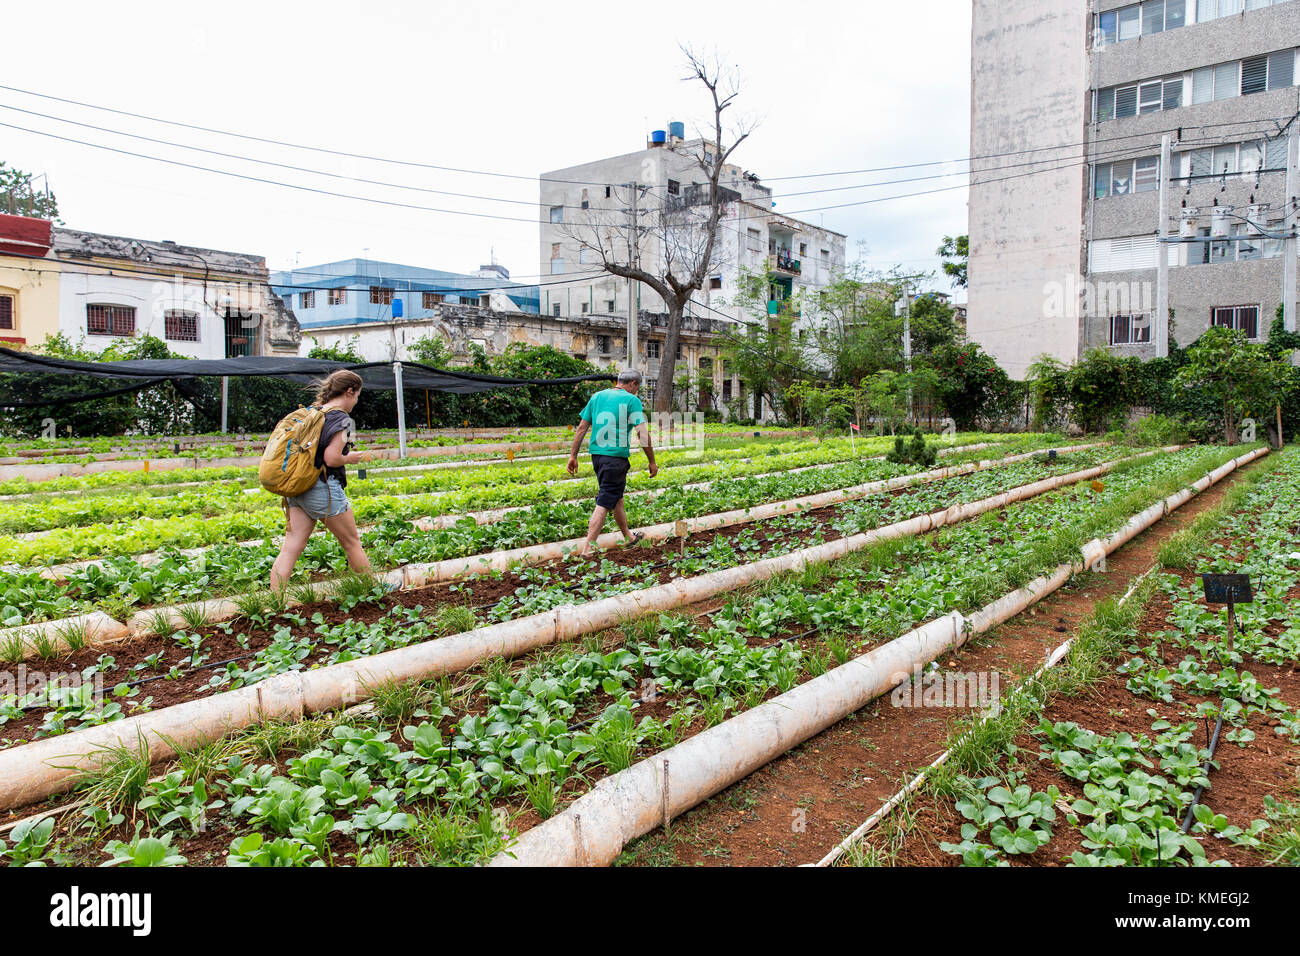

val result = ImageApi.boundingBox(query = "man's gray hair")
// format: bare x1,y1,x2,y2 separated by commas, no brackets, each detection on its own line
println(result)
617,368,642,384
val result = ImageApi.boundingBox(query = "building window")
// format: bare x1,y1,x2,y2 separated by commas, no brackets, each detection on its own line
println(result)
1109,313,1152,345
604,186,612,199
580,303,589,314
1098,1,1187,47
422,292,444,308
1213,305,1260,338
596,335,610,353
0,294,13,331
328,288,346,306
550,205,563,223
607,299,616,312
579,247,589,264
647,340,661,358
1093,157,1161,198
667,179,680,196
1096,76,1181,120
370,286,393,305
709,276,722,290
87,304,135,337
164,310,199,342
299,291,315,309
552,303,561,316
550,259,565,275
799,242,807,255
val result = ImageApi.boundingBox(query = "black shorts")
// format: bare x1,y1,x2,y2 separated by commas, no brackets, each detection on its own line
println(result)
591,454,631,509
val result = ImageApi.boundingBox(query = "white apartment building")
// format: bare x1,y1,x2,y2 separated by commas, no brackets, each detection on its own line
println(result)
538,123,846,346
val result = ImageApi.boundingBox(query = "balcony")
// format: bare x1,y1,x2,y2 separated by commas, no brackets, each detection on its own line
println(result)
768,251,801,275
765,300,801,319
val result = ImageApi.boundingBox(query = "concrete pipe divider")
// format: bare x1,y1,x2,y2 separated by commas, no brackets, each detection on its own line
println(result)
487,445,1266,867
0,448,1144,812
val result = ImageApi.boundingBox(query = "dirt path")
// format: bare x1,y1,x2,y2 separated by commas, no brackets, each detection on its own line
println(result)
617,455,1266,867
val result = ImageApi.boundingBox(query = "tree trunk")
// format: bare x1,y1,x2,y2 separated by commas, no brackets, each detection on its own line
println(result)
654,301,685,413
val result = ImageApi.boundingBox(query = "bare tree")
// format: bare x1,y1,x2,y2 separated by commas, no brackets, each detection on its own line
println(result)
558,46,754,413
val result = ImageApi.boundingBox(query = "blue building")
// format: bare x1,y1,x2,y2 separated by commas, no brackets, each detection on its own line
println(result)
269,259,539,338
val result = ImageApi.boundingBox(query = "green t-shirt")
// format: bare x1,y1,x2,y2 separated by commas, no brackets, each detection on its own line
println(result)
579,388,646,458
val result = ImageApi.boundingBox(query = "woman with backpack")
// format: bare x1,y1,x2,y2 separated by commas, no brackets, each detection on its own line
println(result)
268,369,375,592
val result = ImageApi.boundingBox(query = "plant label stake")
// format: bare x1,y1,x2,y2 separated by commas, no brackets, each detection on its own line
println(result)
675,519,688,556
1201,573,1252,655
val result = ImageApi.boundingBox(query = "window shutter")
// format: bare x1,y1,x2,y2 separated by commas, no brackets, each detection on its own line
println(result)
1119,5,1141,38
1139,82,1164,113
1163,78,1183,109
1142,2,1162,34
1191,67,1215,104
1096,88,1116,121
1267,49,1294,90
1135,157,1160,192
1241,55,1267,94
1115,86,1138,117
1265,136,1288,170
1214,61,1238,100
1094,163,1112,198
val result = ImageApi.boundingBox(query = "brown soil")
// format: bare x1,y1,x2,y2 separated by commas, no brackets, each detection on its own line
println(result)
616,454,1267,867
889,583,1300,868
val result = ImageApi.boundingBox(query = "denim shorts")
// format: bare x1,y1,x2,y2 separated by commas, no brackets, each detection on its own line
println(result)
285,476,352,521
591,454,631,509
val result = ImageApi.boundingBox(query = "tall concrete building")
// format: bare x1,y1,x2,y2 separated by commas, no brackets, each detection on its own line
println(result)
969,0,1300,378
538,124,846,389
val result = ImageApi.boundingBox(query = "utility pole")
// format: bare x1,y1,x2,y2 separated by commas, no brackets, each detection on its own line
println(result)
895,289,913,424
1284,127,1298,335
626,183,640,368
1155,133,1172,357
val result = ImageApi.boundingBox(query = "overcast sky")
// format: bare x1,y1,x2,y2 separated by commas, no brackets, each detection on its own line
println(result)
2,0,972,295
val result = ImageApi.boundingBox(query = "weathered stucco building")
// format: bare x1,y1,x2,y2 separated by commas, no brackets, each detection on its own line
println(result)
0,213,300,357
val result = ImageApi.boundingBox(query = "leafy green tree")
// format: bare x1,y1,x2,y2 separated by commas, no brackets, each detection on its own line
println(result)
937,235,968,289
931,341,1014,431
306,336,363,362
1066,349,1142,434
1174,327,1296,443
0,161,60,221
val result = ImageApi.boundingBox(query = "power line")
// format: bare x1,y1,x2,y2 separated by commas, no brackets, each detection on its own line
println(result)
3,80,1289,198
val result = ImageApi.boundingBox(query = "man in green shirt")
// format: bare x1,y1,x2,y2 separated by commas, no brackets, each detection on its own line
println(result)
567,368,658,557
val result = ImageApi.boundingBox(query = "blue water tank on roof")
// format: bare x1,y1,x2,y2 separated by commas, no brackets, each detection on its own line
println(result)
650,130,667,144
668,121,685,140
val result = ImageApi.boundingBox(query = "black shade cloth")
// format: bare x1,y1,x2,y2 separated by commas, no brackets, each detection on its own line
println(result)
0,348,614,399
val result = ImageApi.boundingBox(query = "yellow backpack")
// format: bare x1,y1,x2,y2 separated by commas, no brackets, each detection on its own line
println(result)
259,406,327,497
